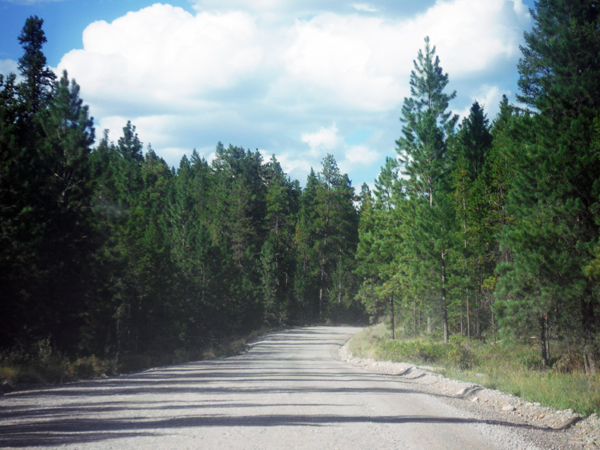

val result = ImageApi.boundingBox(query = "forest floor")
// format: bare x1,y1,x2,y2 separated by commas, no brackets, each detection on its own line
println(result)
339,338,600,449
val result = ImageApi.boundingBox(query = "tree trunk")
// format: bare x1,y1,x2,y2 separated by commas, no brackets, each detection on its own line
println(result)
491,308,496,344
540,315,548,368
391,293,395,340
581,294,597,375
413,302,418,336
441,251,448,343
319,287,323,320
475,289,481,339
545,316,550,361
466,291,471,342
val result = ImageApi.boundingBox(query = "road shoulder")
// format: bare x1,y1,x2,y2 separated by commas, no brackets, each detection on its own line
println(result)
338,339,600,450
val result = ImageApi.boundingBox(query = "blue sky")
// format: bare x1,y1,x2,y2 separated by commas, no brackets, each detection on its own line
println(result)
0,0,535,188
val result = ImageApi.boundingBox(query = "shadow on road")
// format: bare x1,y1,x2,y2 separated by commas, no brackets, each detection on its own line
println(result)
0,411,563,448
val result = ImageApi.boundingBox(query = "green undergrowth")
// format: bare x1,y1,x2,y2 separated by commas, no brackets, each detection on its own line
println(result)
0,327,276,390
349,324,600,416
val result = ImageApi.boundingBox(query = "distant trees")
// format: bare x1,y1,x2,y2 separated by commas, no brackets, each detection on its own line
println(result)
294,155,360,322
0,17,364,359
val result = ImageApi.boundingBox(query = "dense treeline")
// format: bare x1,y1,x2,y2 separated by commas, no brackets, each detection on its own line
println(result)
4,0,600,378
0,16,363,361
356,0,600,374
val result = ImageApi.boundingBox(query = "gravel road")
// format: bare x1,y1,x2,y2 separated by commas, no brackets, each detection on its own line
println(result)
0,326,575,449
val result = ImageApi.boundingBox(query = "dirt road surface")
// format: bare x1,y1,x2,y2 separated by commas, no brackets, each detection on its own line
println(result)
1,327,554,449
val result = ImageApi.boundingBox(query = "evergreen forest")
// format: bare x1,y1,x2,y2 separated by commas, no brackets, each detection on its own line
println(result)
2,0,600,376
356,0,600,375
0,16,363,364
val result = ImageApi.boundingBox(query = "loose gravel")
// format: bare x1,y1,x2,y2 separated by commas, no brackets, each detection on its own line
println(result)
339,340,600,450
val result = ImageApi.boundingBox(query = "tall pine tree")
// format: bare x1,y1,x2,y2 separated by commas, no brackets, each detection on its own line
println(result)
495,0,600,371
396,37,458,342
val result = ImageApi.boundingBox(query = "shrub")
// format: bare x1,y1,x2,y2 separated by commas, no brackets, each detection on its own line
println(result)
554,350,584,373
448,345,476,370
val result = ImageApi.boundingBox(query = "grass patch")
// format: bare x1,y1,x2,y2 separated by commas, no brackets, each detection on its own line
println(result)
349,324,600,416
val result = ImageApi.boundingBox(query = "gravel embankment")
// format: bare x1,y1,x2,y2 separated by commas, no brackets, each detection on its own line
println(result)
339,341,600,449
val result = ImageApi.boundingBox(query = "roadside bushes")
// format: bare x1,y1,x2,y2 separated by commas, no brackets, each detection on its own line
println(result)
0,330,261,390
0,339,117,387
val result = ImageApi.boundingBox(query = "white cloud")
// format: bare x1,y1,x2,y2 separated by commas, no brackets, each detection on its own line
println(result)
55,0,531,187
58,5,263,116
0,58,18,77
301,124,341,157
346,145,379,165
189,0,284,12
421,0,524,76
282,14,404,112
353,4,378,12
477,85,507,113
280,0,528,112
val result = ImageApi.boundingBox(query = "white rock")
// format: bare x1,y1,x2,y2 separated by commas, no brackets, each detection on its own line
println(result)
502,405,516,412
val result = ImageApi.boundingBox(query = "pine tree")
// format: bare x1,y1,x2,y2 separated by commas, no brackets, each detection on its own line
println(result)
312,154,358,319
450,102,494,338
395,37,458,341
262,156,298,324
260,239,279,324
294,169,320,320
496,0,600,371
17,16,56,118
0,67,97,350
355,158,405,326
0,73,23,347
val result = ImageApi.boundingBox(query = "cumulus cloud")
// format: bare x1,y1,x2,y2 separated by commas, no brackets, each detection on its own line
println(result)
346,145,379,165
301,124,341,157
281,0,528,113
56,0,531,185
58,5,264,117
189,0,371,15
282,14,404,112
